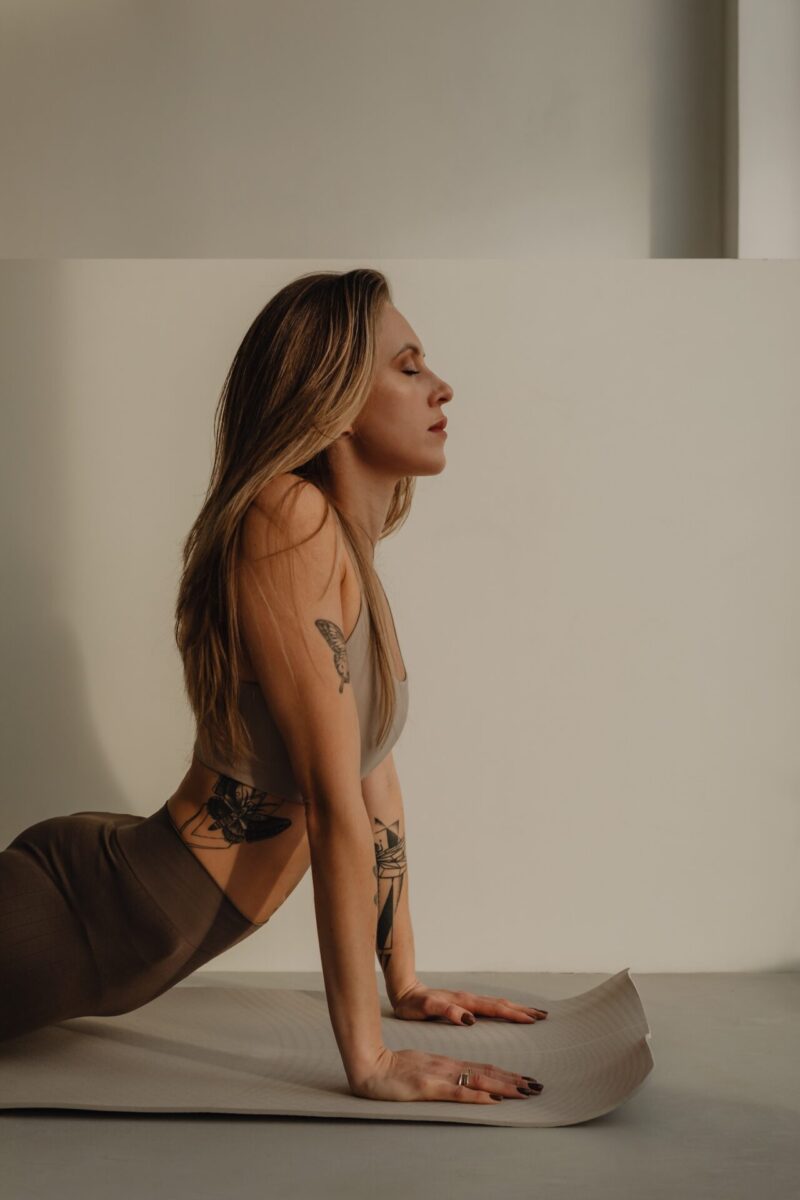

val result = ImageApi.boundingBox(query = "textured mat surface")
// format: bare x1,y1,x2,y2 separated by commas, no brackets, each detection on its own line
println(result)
0,967,654,1126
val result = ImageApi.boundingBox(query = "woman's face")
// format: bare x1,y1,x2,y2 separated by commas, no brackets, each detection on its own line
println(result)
349,303,453,477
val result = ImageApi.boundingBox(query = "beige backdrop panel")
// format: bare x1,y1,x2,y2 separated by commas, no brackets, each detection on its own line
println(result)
0,0,724,257
0,259,797,973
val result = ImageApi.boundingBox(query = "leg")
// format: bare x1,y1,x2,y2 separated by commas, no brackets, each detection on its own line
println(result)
0,841,101,1041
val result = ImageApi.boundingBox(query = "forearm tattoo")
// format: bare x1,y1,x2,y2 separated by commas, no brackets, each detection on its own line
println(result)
177,774,294,848
372,816,407,971
314,618,351,692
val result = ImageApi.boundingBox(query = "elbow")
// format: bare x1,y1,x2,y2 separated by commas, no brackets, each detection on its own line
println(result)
304,790,373,851
299,755,364,818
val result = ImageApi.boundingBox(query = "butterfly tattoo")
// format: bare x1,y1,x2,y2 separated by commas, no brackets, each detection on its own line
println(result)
315,618,351,693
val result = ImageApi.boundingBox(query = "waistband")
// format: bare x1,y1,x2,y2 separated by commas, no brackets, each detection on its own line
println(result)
113,802,264,953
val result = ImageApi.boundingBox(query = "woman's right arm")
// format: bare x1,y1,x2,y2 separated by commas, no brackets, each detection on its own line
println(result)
238,476,383,1086
305,787,385,1087
238,475,532,1104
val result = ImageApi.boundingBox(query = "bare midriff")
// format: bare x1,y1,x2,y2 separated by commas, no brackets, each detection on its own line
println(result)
166,758,311,927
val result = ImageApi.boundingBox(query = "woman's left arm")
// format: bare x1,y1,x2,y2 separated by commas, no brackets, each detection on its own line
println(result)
362,751,549,1027
360,750,420,1008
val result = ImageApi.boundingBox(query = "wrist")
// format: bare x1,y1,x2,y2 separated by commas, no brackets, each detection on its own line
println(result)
343,1043,387,1089
387,976,423,1008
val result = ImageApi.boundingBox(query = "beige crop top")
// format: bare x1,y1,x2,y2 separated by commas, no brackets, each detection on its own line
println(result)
193,593,409,804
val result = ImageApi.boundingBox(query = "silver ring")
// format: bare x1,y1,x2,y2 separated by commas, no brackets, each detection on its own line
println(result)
457,1069,471,1086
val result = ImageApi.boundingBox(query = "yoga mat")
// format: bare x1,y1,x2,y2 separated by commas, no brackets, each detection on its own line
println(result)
0,967,654,1126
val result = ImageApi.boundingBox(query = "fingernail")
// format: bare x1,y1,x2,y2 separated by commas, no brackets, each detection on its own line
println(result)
461,1013,475,1025
490,1093,504,1100
517,1086,533,1095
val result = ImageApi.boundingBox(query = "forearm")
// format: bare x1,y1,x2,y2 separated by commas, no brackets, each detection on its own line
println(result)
375,825,417,1006
364,761,419,1006
306,798,385,1087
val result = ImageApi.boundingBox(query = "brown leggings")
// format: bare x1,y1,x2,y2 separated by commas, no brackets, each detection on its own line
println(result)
0,802,263,1042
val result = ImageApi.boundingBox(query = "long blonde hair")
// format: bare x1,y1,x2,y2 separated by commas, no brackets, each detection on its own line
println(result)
174,268,413,768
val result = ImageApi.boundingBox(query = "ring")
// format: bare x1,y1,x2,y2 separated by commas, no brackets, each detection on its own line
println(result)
457,1069,471,1086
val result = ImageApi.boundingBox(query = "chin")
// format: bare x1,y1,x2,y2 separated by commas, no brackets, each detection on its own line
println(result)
393,447,447,479
415,456,447,477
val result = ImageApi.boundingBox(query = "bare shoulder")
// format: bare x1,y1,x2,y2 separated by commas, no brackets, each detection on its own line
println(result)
245,473,342,563
251,471,327,530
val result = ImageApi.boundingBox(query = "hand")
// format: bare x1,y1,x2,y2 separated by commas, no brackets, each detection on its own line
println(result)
391,981,548,1026
349,1046,544,1104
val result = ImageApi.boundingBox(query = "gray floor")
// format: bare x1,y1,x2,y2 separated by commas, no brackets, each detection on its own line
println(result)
3,970,799,1200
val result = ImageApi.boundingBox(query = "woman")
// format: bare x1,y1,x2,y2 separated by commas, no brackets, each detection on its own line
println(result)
0,268,547,1105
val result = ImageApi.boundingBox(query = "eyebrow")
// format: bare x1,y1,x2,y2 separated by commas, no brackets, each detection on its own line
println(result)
393,342,426,359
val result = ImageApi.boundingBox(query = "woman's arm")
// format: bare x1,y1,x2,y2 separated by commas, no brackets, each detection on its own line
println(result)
237,478,539,1107
238,476,385,1088
305,790,386,1087
360,750,419,1008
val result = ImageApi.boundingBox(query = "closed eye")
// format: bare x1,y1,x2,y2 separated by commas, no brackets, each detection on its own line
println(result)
402,369,420,376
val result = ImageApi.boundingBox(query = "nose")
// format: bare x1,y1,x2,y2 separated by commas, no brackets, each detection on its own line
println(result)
435,379,454,405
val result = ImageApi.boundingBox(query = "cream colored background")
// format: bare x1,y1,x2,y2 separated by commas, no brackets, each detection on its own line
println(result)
0,0,728,257
738,0,800,256
6,1,800,256
1,258,797,973
8,0,800,258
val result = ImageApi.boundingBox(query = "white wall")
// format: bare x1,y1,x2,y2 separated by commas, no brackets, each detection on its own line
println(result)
2,259,797,973
0,0,724,257
737,0,800,258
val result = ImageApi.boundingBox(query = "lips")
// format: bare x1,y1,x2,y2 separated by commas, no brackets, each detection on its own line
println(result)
428,417,447,431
